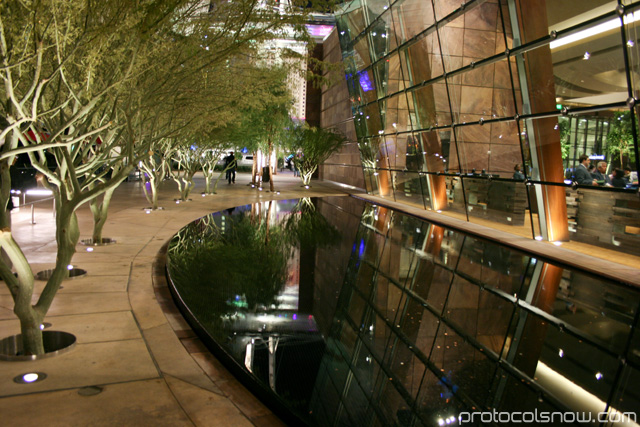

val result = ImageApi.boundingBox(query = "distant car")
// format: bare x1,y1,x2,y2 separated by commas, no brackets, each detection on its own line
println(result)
238,155,253,167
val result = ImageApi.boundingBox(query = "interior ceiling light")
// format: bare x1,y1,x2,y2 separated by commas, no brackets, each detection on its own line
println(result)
551,11,639,49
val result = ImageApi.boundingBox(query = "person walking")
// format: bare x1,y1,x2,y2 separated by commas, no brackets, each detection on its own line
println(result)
224,151,236,184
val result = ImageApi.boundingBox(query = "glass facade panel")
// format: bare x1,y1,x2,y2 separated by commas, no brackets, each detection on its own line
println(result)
390,170,428,208
488,367,563,413
364,0,391,27
336,1,367,46
508,306,620,406
382,92,411,133
608,365,640,421
402,31,443,84
389,339,427,400
432,0,461,22
546,269,639,353
415,368,472,423
517,30,627,116
335,0,639,257
392,0,435,44
409,83,451,128
625,10,640,100
431,322,498,407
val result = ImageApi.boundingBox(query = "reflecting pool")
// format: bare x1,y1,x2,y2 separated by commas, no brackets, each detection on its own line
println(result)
167,196,640,426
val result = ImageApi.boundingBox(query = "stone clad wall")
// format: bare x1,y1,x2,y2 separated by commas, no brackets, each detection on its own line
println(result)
319,30,364,190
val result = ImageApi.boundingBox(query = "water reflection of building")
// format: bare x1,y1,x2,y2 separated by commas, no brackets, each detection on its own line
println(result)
309,199,640,426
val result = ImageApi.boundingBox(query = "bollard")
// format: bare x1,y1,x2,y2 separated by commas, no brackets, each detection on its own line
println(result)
31,204,36,224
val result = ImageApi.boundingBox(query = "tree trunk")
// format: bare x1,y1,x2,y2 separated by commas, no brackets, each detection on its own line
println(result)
268,140,275,192
14,204,80,355
90,185,116,243
19,317,44,355
301,165,317,186
0,160,12,230
252,153,258,185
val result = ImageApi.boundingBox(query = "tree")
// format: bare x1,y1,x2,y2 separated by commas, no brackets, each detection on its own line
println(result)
606,111,638,169
0,0,313,355
0,0,176,355
558,118,571,160
140,140,174,210
286,124,348,186
169,142,200,201
223,67,293,190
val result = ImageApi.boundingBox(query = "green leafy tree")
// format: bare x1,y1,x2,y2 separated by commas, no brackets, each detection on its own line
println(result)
558,118,571,160
0,1,177,355
0,0,313,355
220,67,293,191
606,111,638,169
286,124,349,186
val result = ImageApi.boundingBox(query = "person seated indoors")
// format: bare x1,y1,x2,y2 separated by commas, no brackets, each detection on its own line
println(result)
611,168,627,188
623,166,632,183
513,164,525,180
593,161,612,186
574,154,597,185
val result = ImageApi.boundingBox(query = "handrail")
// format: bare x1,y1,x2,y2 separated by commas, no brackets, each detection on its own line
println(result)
11,193,56,224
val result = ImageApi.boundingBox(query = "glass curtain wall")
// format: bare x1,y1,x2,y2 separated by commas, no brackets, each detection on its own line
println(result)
334,0,640,256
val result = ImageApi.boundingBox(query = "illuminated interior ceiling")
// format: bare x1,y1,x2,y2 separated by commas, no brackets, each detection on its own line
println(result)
547,0,637,106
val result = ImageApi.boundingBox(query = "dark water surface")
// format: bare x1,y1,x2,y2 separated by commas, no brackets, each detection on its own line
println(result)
167,196,640,426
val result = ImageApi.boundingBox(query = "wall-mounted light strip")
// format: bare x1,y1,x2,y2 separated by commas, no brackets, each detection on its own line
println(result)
551,11,639,49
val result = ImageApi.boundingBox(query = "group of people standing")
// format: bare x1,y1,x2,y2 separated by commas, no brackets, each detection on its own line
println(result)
574,154,631,188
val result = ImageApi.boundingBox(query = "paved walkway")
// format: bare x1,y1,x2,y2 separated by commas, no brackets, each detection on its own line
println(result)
0,171,351,426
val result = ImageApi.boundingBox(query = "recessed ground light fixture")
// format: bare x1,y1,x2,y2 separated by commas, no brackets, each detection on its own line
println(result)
553,241,562,246
86,247,94,252
14,372,47,384
304,185,309,189
276,191,280,195
78,385,104,396
535,236,543,241
595,372,603,380
36,268,87,281
40,322,52,330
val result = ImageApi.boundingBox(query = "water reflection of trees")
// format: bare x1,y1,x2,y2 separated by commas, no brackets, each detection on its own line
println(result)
284,197,341,251
167,208,290,334
167,198,344,422
167,198,342,334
